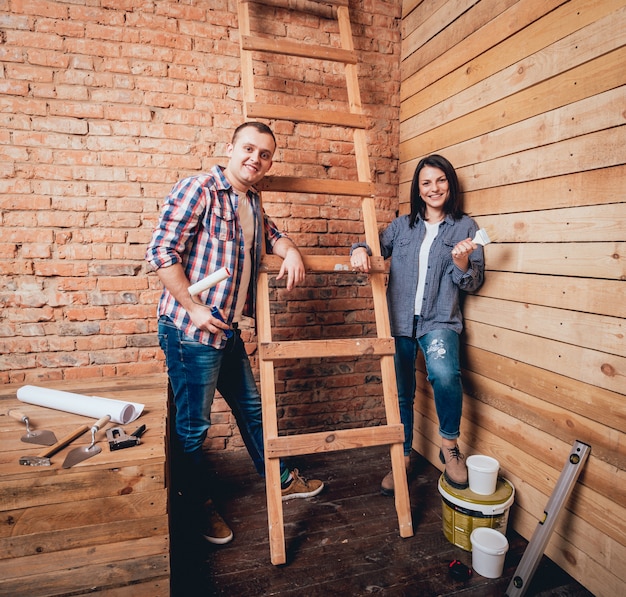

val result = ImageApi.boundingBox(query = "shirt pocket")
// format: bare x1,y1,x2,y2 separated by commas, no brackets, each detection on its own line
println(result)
206,202,236,242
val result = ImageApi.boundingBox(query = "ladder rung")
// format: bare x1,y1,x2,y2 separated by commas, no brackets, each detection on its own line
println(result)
245,102,367,128
260,337,395,360
241,35,357,64
261,254,386,273
259,176,375,196
266,424,405,458
243,0,349,9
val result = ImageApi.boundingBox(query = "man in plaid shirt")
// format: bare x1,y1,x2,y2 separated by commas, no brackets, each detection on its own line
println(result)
146,122,324,545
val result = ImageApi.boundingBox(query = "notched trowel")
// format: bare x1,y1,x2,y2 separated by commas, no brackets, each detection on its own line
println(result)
62,415,111,469
8,409,57,446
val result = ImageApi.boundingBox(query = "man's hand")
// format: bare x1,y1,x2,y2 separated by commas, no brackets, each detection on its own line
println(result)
273,239,305,290
156,264,231,336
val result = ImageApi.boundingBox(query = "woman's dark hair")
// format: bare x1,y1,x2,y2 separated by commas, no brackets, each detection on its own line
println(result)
408,154,464,227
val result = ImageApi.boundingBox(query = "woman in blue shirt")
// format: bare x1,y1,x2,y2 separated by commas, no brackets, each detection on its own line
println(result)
350,154,484,494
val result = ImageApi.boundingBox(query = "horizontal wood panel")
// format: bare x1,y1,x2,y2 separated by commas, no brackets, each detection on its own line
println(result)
401,0,565,96
484,241,625,279
461,367,626,469
401,125,626,200
476,271,626,319
462,344,626,433
465,320,625,394
1,515,169,560
473,203,626,243
0,551,169,596
400,48,626,182
0,490,167,539
400,6,626,142
402,0,477,62
401,0,620,116
462,166,626,217
433,85,626,172
464,295,625,357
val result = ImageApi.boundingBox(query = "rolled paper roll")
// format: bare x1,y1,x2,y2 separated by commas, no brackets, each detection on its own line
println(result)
188,267,230,297
17,385,144,425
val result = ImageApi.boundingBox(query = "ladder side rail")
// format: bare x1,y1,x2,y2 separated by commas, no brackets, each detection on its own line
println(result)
238,1,256,116
256,267,288,566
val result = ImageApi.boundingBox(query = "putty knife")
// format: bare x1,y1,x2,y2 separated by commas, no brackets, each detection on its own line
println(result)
9,409,57,446
62,415,111,469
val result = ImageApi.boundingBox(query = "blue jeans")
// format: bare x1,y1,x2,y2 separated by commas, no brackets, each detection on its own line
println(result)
394,327,463,455
158,316,284,484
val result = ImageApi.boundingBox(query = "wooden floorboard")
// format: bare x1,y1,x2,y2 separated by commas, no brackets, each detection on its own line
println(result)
170,446,594,596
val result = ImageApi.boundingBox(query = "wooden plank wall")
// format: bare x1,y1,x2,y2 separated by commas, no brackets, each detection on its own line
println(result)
398,1,625,595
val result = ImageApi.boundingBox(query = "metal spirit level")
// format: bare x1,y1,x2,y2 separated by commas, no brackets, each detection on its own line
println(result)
505,439,591,596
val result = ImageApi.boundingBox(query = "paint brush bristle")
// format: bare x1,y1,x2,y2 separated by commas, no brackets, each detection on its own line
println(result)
473,228,492,246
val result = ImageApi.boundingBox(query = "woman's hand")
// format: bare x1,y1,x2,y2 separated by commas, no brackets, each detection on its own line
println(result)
451,237,477,271
350,246,371,273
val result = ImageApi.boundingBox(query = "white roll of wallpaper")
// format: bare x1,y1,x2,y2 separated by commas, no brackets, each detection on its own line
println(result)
188,267,230,297
17,385,144,425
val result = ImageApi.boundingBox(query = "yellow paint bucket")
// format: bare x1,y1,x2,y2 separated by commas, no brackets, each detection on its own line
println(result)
438,474,515,551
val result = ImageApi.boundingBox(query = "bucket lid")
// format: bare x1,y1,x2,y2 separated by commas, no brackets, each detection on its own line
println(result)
438,474,515,515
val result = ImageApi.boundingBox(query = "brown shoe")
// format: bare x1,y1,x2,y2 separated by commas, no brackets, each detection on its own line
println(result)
281,469,324,501
380,455,411,496
439,445,469,489
201,500,233,545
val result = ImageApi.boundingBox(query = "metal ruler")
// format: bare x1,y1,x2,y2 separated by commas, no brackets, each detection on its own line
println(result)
505,439,591,597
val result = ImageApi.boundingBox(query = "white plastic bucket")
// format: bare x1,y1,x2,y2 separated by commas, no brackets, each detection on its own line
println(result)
466,454,500,495
438,474,515,551
470,527,509,578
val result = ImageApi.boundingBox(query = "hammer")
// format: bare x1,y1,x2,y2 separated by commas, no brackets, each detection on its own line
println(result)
19,423,90,466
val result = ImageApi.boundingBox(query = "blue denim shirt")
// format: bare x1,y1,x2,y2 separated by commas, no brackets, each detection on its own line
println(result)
353,214,484,338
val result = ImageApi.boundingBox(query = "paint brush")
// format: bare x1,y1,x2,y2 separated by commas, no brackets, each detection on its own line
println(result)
472,228,492,247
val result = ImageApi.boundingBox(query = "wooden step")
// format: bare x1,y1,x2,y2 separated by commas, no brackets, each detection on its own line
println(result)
260,337,395,361
241,35,357,63
241,0,348,10
265,425,405,458
260,254,386,274
245,102,367,128
258,176,375,196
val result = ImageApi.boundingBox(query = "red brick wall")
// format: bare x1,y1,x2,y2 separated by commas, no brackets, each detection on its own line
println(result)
0,1,401,450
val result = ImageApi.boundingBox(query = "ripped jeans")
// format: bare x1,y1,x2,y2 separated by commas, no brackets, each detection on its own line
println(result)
394,327,463,455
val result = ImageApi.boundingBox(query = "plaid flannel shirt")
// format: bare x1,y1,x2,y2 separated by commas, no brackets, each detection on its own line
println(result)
146,165,284,348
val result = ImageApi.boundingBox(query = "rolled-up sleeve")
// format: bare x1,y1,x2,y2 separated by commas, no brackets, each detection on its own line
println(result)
146,177,204,271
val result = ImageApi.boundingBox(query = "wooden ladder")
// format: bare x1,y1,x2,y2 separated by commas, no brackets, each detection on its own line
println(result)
237,0,413,565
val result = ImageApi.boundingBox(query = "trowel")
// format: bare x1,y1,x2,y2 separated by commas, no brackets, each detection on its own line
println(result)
62,415,111,469
9,409,57,446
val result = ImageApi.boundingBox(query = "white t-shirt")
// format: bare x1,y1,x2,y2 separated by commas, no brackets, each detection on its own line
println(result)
414,220,440,316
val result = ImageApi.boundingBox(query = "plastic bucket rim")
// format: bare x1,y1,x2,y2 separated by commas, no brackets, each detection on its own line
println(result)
438,476,515,514
466,454,500,473
470,527,510,555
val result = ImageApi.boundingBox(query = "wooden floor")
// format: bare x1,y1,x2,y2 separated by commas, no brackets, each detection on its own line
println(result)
169,446,594,597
